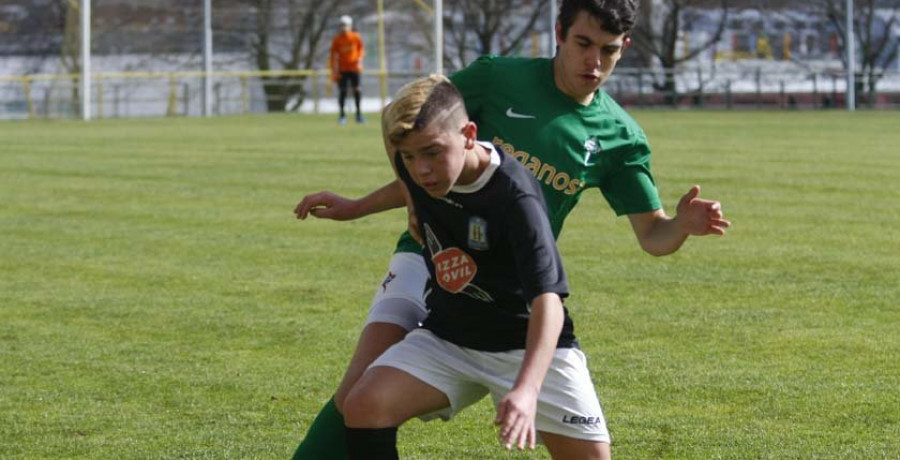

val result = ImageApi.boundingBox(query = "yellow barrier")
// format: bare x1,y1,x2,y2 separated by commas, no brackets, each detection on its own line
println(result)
0,69,428,119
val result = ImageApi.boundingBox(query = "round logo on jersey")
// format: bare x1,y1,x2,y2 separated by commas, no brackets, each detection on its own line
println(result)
432,247,477,293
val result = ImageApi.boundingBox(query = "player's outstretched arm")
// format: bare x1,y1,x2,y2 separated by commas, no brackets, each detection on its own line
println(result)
495,292,564,451
627,184,731,256
293,181,405,221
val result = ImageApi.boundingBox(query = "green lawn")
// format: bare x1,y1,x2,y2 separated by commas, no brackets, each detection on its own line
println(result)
1,111,898,459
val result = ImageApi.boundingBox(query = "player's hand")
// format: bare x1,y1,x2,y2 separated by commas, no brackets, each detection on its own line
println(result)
676,185,731,236
294,191,360,221
494,387,538,451
331,72,340,83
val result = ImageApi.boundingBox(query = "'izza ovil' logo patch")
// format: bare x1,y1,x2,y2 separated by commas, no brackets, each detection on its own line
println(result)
432,247,476,293
468,216,488,250
583,136,602,166
424,223,493,302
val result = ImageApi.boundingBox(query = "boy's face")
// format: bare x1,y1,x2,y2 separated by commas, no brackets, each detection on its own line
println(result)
396,118,472,198
555,10,628,102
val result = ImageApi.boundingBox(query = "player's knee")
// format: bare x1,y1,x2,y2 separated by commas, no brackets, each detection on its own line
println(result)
342,388,397,428
333,389,348,415
583,441,610,460
545,436,610,460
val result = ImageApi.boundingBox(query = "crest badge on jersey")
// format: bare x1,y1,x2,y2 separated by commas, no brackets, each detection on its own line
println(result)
468,216,489,250
583,136,602,166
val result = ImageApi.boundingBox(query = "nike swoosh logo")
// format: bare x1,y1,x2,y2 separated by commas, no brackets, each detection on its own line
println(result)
506,107,535,119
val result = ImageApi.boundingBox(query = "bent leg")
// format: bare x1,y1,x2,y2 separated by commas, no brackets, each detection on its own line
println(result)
333,322,408,413
291,324,408,460
291,253,428,458
344,366,451,428
343,367,449,460
541,432,610,460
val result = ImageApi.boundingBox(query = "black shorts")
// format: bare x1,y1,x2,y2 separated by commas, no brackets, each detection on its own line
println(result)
338,72,361,90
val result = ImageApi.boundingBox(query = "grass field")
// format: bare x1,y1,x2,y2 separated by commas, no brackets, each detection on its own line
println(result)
1,111,899,459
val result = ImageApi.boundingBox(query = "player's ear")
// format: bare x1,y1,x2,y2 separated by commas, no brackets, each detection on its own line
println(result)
461,121,477,149
624,36,632,51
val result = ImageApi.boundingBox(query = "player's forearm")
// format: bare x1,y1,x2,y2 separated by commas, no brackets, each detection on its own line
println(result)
514,293,565,394
630,210,689,257
353,180,406,217
643,217,689,256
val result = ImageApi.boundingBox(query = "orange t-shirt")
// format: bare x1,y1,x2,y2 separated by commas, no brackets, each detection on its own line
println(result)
331,31,364,74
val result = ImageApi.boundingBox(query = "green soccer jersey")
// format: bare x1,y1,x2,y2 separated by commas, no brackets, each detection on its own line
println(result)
392,55,661,254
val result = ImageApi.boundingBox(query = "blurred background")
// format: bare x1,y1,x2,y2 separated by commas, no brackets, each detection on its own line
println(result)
1,0,898,120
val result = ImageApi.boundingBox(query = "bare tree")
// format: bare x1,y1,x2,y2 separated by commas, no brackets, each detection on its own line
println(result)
631,0,730,105
443,0,551,72
813,0,900,107
228,0,351,112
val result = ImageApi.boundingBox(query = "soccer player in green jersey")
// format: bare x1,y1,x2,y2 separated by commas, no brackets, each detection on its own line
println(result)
292,1,729,458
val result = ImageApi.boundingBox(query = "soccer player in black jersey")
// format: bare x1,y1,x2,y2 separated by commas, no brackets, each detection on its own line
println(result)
293,1,729,458
341,75,611,460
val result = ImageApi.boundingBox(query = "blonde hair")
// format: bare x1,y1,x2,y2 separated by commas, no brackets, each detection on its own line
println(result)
383,74,466,146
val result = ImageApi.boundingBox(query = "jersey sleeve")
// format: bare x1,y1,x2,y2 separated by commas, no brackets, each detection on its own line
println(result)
449,55,497,122
506,193,569,302
600,133,662,216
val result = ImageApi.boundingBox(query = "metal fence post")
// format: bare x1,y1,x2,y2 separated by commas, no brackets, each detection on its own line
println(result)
812,73,819,108
726,80,732,109
697,68,704,108
167,75,177,116
182,82,189,116
22,77,35,119
241,76,248,114
832,75,838,109
43,87,50,117
780,80,785,109
97,76,104,119
756,68,762,109
214,82,221,115
114,84,120,117
313,70,320,115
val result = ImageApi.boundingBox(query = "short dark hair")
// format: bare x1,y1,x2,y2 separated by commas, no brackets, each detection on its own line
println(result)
385,75,468,145
558,0,639,39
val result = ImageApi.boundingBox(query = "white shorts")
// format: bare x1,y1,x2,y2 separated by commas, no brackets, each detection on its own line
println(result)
370,329,611,443
365,252,429,331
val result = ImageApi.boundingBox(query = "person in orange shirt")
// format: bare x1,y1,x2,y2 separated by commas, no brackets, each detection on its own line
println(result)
331,15,365,124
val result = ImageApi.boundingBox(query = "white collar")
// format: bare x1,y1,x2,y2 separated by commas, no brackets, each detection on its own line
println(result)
451,141,501,194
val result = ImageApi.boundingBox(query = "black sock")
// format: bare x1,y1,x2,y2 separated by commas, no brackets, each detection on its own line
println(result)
339,90,347,117
354,89,362,116
346,427,398,460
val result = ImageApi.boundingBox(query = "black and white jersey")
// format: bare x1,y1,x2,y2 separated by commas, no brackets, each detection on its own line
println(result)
395,143,577,352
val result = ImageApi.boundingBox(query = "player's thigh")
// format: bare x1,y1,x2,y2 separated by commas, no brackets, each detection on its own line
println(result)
343,365,450,428
335,252,428,410
338,72,350,92
334,322,408,413
540,431,610,460
349,72,361,90
367,329,491,424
